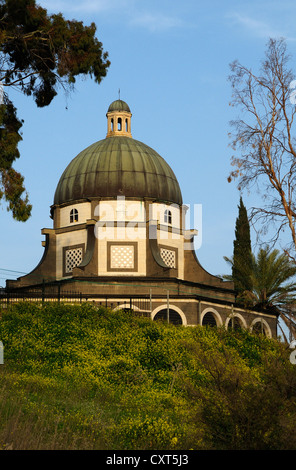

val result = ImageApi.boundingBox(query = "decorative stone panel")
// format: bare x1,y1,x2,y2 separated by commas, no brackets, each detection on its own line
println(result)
111,245,134,269
63,244,84,276
159,246,177,269
107,242,138,272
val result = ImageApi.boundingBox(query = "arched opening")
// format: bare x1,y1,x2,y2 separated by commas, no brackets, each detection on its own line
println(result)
125,118,128,132
202,311,217,327
154,308,183,325
117,117,122,131
164,209,172,225
113,303,141,313
70,208,78,223
252,320,267,336
250,318,272,337
111,118,114,132
228,316,243,331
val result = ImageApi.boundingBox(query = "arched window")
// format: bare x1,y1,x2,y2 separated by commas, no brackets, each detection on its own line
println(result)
202,311,217,327
154,308,183,325
252,320,267,336
111,118,114,131
117,117,122,131
125,118,128,132
70,208,78,223
228,316,243,331
164,209,172,225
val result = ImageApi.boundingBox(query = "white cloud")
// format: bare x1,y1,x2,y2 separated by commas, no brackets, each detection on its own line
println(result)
227,12,286,40
129,12,184,32
40,1,185,33
40,0,124,14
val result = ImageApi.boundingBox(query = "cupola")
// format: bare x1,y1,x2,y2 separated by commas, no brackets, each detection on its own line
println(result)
106,99,132,138
53,100,183,207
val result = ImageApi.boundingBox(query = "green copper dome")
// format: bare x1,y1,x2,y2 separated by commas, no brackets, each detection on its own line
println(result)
54,136,182,206
107,100,131,113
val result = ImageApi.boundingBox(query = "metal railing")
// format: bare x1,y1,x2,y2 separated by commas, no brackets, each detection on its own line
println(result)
0,286,151,316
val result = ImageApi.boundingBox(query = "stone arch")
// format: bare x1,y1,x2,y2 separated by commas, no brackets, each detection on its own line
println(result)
225,312,247,330
200,307,223,327
113,303,141,312
151,304,187,326
250,317,272,337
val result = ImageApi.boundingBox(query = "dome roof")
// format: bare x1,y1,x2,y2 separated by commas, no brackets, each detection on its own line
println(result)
107,100,131,113
54,136,182,206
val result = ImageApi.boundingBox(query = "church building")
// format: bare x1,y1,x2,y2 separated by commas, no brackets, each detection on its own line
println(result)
6,100,278,337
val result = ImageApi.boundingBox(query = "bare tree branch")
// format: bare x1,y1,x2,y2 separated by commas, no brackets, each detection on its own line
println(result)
228,38,296,259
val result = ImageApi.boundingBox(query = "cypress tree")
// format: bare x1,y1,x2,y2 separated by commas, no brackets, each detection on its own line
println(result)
232,197,253,294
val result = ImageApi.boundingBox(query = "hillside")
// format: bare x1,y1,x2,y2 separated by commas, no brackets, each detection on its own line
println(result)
0,302,296,450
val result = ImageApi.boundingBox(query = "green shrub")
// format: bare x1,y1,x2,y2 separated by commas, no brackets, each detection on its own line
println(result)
0,302,296,450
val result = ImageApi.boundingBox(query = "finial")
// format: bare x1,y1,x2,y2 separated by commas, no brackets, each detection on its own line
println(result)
118,88,120,100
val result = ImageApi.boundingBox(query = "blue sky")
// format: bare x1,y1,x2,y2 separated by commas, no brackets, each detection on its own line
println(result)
1,0,296,285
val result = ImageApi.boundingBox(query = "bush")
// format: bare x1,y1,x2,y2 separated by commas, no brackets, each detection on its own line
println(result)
0,302,295,449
